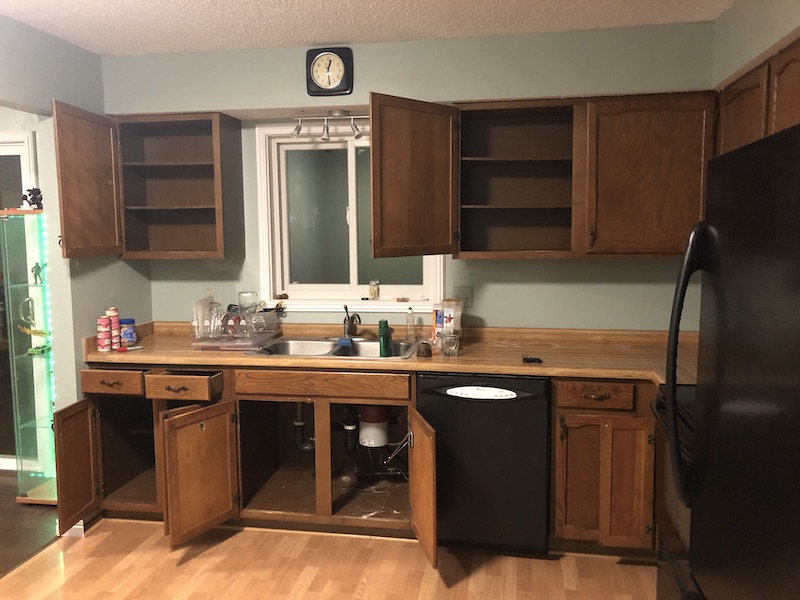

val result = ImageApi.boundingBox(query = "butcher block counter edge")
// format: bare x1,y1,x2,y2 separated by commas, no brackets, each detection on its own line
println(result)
82,322,698,385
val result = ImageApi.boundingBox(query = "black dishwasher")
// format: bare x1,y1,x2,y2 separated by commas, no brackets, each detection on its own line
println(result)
417,373,549,553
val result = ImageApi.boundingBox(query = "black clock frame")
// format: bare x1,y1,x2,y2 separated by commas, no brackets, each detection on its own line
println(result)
306,47,354,96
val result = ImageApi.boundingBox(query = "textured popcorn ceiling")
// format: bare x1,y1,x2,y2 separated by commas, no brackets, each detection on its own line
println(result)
0,0,735,56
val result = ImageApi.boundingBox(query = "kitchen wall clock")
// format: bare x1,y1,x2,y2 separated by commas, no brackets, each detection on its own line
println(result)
306,47,353,96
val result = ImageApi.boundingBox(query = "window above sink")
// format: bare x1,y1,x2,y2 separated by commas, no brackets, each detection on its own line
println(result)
255,122,444,314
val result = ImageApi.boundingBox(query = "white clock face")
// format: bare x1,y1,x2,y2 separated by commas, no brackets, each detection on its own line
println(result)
310,52,346,89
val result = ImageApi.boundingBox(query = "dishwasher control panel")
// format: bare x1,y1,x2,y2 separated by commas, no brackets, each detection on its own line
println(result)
444,385,517,399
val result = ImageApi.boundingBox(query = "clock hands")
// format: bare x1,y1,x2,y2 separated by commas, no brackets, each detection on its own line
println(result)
327,59,332,85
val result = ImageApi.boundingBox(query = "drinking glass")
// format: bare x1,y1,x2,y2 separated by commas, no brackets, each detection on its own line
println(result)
442,334,460,358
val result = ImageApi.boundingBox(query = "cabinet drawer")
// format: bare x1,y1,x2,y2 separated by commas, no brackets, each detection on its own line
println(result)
235,370,411,401
553,379,634,411
81,369,146,395
145,370,223,402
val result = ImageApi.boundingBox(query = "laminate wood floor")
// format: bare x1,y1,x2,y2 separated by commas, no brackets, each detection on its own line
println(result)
0,519,655,599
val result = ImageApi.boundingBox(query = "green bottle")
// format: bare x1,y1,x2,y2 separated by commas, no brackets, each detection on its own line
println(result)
378,319,394,357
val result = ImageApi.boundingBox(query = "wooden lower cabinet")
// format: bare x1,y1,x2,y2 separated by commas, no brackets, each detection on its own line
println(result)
55,368,227,536
56,367,438,566
552,378,656,549
233,368,438,567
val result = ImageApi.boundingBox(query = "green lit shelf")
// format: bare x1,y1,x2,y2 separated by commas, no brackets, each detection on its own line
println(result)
7,282,47,290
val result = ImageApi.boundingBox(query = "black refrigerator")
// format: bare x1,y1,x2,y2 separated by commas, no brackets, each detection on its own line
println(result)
665,123,800,599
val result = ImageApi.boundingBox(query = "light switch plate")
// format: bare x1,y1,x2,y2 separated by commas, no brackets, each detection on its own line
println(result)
453,286,473,307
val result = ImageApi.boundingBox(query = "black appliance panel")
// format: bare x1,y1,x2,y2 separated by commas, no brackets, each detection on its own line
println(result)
417,373,549,553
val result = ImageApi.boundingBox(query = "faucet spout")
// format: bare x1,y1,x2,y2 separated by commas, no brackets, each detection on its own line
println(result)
343,305,361,337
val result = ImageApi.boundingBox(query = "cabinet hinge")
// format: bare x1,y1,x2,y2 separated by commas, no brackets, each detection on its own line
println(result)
454,118,461,131
409,429,414,448
91,408,99,419
114,129,122,145
233,492,241,506
588,227,597,250
645,523,656,535
453,230,460,243
230,411,239,424
647,434,656,445
95,481,104,497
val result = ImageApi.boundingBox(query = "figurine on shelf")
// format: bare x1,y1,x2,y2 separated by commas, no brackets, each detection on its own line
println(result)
20,188,43,210
31,262,44,284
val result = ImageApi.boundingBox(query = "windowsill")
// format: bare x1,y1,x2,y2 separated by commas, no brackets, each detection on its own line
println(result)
267,299,434,314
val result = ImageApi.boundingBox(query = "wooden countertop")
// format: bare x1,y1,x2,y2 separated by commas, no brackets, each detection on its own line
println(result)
84,322,698,385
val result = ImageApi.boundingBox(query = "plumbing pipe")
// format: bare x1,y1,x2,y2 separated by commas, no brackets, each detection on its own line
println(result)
293,402,315,453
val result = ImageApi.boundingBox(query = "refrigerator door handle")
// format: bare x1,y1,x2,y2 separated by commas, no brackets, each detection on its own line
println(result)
666,222,711,507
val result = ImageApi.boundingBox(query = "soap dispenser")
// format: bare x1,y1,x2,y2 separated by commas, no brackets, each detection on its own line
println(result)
378,319,394,357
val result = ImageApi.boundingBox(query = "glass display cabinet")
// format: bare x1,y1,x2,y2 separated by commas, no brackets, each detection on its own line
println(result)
0,210,56,504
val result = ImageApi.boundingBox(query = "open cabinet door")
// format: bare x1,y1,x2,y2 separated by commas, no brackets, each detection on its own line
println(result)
54,399,100,535
52,100,122,258
409,407,437,568
370,92,459,258
158,404,205,536
162,400,238,547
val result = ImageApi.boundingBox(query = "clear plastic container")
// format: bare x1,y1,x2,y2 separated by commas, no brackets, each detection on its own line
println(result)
441,298,463,336
405,307,415,341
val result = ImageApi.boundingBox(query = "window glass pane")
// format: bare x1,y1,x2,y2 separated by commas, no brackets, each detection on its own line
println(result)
0,156,23,209
355,147,422,285
286,149,349,284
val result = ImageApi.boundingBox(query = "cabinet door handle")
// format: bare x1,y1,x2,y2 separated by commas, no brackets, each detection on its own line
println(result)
559,415,567,440
99,379,122,388
165,385,189,394
583,393,611,402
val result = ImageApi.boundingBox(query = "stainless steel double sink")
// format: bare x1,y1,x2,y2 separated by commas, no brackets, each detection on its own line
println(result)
255,337,419,360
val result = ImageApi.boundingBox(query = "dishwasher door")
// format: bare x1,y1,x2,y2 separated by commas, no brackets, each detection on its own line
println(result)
417,373,550,553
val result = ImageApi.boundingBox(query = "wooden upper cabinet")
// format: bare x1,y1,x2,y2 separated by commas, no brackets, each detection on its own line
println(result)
52,101,243,259
718,65,769,154
53,100,123,258
769,38,800,135
370,93,459,257
586,93,715,254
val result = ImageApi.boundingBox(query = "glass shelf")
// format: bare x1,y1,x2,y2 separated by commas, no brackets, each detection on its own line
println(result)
0,212,56,504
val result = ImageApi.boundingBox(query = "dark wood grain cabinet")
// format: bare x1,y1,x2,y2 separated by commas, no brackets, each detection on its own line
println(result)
371,91,711,259
53,101,243,259
717,38,800,155
718,65,769,154
585,93,715,255
768,37,800,135
56,366,438,565
552,378,656,549
54,368,231,542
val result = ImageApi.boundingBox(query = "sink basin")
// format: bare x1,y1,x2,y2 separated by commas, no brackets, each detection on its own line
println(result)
256,337,419,360
257,338,338,356
330,340,417,359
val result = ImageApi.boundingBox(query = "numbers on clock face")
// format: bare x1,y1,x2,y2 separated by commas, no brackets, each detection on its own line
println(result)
310,52,346,89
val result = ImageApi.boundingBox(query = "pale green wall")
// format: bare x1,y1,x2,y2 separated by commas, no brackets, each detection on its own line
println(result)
712,0,800,85
0,16,104,115
102,23,713,113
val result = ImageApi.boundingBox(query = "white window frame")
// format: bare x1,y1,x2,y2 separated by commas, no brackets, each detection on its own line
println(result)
255,122,444,314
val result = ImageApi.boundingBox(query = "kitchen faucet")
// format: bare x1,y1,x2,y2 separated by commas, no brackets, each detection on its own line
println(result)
343,305,361,337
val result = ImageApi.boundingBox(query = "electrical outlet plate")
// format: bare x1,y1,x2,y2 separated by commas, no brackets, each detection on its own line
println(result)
453,286,473,307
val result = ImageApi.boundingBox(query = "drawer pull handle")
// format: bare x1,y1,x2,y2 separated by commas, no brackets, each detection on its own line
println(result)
583,393,611,402
165,385,189,394
99,379,122,388
198,421,206,431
